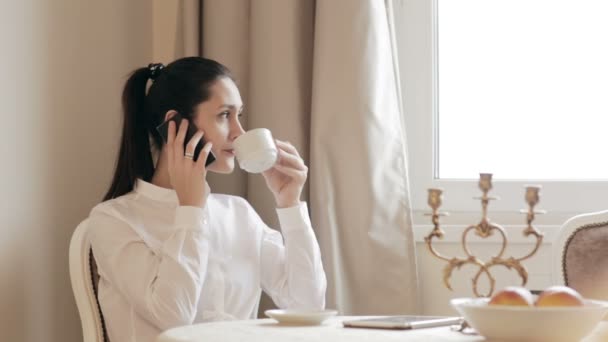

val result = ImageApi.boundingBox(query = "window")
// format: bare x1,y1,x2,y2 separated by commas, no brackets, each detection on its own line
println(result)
394,0,608,225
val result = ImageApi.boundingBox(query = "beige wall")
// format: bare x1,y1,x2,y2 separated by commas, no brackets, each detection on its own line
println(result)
0,1,152,341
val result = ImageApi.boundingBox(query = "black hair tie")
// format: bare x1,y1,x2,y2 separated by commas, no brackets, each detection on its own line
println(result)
148,63,165,80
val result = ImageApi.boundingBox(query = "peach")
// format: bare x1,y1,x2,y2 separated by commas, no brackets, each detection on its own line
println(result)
535,286,584,307
488,286,534,307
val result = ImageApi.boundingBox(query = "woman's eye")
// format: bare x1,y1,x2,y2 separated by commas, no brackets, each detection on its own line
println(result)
220,111,230,118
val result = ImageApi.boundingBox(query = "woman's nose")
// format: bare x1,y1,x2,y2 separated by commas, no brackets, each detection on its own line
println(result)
230,122,246,142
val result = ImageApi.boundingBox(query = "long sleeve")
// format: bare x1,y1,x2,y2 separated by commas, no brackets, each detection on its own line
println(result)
259,202,327,310
89,205,210,331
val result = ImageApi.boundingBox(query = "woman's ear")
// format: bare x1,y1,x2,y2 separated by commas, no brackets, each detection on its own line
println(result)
164,110,178,122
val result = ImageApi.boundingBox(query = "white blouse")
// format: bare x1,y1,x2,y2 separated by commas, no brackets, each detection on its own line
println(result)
88,179,327,342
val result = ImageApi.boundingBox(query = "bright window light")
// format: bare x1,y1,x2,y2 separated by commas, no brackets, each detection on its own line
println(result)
437,0,608,180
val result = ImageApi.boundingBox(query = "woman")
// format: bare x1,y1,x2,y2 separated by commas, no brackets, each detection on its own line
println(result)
88,57,327,342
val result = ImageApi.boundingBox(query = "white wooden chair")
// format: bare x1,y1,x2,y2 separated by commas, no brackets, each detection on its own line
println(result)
69,219,109,342
552,209,608,300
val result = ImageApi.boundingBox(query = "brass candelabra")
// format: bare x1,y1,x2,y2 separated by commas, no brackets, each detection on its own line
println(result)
424,173,545,297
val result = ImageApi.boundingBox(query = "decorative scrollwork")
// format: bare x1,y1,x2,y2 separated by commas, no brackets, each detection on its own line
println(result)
424,173,544,298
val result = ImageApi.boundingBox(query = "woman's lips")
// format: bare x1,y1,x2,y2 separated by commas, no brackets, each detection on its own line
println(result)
222,149,235,156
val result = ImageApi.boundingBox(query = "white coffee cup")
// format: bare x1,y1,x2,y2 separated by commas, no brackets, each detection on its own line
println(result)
233,128,278,173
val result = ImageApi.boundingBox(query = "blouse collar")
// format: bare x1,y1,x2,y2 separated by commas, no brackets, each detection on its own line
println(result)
134,179,179,203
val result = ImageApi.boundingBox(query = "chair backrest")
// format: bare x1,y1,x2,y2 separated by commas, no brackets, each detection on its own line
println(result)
69,219,109,342
553,210,608,300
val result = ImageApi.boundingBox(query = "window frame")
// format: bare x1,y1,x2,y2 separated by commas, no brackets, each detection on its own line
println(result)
394,0,608,226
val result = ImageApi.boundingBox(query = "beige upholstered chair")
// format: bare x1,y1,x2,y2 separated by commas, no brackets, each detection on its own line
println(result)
69,219,109,342
553,210,608,301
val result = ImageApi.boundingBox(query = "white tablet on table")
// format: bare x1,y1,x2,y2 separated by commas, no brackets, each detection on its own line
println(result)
342,315,463,330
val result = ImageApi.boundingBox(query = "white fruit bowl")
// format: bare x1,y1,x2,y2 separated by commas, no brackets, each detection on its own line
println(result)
451,297,608,342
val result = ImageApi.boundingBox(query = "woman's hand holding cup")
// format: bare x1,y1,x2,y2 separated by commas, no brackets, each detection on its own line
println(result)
261,140,308,208
233,128,307,208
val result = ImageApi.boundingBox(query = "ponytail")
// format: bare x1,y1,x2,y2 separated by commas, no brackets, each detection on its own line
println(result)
103,68,154,201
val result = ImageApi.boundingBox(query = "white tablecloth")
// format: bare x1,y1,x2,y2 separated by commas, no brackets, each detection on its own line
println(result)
155,317,608,342
156,316,484,342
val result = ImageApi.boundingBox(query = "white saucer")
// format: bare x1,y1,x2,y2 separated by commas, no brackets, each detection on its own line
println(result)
264,309,338,325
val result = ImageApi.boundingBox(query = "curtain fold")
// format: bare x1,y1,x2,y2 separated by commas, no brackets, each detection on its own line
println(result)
310,0,419,314
152,0,419,315
245,0,315,225
200,0,251,198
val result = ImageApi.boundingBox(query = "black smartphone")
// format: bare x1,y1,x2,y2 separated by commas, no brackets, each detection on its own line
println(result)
155,113,216,166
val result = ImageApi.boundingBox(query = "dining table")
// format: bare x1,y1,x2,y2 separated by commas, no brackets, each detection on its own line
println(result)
156,316,608,342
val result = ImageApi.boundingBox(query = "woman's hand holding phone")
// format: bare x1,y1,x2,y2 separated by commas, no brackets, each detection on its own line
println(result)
167,119,213,208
